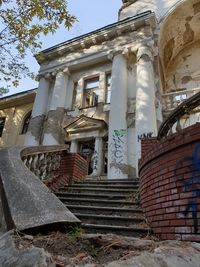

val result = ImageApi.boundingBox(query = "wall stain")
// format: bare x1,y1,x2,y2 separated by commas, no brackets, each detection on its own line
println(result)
193,2,200,15
181,76,192,84
164,38,175,68
183,18,194,45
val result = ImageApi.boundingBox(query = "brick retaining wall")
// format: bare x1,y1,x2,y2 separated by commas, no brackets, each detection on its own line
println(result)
45,152,88,191
139,123,200,241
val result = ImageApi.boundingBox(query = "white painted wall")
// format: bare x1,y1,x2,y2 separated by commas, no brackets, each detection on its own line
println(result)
119,0,185,22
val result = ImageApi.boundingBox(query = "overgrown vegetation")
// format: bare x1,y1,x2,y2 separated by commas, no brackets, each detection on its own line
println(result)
0,0,76,90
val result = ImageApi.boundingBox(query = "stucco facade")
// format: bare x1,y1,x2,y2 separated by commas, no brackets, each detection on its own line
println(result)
1,0,199,179
0,90,36,148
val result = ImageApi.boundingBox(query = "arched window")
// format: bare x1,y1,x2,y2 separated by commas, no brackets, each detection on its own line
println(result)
21,111,31,135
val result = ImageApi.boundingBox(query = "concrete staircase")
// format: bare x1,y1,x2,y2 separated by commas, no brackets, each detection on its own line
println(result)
56,178,149,237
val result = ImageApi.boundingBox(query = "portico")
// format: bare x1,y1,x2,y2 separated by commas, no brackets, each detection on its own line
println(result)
64,115,107,177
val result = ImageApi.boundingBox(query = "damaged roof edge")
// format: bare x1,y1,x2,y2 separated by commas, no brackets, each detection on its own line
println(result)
0,88,37,101
41,10,153,55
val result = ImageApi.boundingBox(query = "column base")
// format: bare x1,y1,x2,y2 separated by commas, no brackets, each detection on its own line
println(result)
108,164,129,180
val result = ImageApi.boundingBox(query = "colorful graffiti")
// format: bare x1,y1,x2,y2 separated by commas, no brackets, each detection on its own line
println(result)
175,143,200,233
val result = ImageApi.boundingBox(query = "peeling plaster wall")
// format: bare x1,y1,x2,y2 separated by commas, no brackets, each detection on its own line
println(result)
42,108,65,145
0,103,33,148
165,41,200,92
159,0,200,78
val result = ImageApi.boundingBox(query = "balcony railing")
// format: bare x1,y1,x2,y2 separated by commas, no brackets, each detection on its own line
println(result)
21,145,68,181
158,90,200,140
162,87,200,111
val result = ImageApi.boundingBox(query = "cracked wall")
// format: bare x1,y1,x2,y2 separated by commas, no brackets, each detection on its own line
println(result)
165,41,200,92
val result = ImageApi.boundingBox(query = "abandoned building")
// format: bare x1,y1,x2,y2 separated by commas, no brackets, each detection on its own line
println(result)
1,0,200,179
0,0,200,242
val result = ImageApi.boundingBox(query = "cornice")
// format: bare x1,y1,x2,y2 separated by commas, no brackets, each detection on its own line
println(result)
37,11,156,64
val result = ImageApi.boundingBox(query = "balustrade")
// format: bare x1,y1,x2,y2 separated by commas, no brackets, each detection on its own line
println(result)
21,145,68,181
158,90,200,139
162,87,200,111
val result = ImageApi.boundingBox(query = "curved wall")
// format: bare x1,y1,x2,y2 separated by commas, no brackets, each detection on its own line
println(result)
119,0,184,21
139,123,200,241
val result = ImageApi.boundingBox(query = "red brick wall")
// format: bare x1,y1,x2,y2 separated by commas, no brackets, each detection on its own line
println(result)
139,123,200,241
140,137,158,159
45,152,88,191
58,152,88,183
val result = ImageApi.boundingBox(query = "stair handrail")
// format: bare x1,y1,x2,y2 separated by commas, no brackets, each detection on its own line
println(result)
21,145,68,181
158,91,200,140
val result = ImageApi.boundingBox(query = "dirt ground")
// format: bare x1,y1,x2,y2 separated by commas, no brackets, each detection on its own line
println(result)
14,230,157,267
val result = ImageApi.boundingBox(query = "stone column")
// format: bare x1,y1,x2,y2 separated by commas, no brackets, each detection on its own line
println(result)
91,137,103,177
42,68,70,145
135,45,157,171
24,75,50,146
108,52,128,179
70,140,78,153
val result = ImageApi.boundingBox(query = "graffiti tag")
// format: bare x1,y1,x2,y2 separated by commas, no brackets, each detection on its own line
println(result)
175,143,200,233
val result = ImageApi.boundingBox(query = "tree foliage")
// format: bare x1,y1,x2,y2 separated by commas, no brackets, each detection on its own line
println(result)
0,0,75,88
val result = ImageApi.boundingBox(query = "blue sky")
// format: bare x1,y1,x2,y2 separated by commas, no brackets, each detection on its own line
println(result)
6,0,122,96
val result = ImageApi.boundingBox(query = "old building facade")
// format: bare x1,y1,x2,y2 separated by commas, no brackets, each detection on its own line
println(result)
1,0,199,179
0,90,36,148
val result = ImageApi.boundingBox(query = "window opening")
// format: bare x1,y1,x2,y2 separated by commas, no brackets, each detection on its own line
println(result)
0,117,6,137
83,77,100,108
21,111,31,135
105,73,112,104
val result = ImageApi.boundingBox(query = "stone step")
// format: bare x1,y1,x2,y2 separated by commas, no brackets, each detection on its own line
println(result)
81,223,149,237
60,187,137,195
62,184,139,190
74,213,144,227
66,204,142,217
59,197,138,207
56,192,134,200
84,179,139,185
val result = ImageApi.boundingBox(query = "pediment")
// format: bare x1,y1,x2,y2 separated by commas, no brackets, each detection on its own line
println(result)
64,115,107,134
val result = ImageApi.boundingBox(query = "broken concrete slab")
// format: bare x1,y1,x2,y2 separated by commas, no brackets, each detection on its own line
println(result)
106,241,200,267
0,231,55,267
0,147,80,233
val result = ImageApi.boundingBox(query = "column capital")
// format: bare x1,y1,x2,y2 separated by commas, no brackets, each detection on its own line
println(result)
136,45,154,62
36,73,52,81
53,67,71,77
108,47,135,61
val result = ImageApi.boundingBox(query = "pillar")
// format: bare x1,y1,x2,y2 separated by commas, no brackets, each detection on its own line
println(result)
135,45,157,172
70,140,78,153
42,68,70,145
91,137,103,177
108,52,128,179
24,75,50,146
